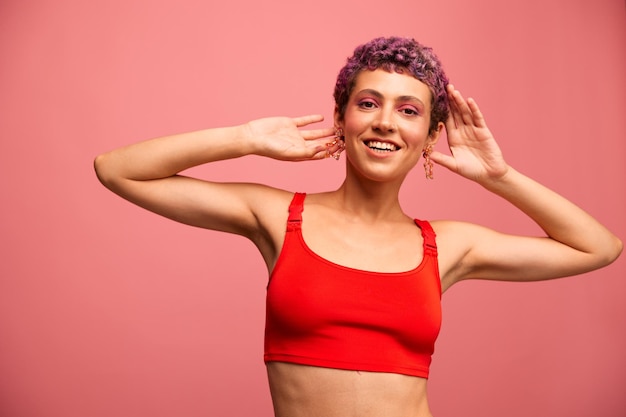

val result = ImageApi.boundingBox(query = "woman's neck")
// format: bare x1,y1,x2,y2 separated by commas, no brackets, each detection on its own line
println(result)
329,180,406,222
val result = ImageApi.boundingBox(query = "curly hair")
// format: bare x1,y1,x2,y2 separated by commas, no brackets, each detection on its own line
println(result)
334,37,449,136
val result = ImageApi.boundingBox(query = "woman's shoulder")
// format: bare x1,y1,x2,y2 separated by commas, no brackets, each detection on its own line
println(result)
429,219,495,252
241,183,295,201
429,219,489,236
429,220,506,290
238,184,300,219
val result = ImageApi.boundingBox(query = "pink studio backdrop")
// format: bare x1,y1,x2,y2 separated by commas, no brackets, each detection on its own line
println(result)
1,1,624,416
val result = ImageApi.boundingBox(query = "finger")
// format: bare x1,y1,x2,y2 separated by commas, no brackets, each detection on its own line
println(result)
448,86,474,126
301,127,336,140
292,114,324,127
429,150,458,173
444,107,458,133
325,138,346,160
444,108,456,132
311,149,330,160
304,137,334,154
467,98,487,128
292,141,328,161
302,136,344,160
446,85,461,129
309,142,335,160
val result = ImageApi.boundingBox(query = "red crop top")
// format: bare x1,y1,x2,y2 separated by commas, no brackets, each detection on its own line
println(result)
264,193,442,378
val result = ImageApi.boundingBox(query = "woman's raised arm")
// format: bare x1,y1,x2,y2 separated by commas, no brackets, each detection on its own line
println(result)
432,86,622,288
94,115,336,237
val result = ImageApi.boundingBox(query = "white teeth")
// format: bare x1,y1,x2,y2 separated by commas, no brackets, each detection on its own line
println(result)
366,141,397,151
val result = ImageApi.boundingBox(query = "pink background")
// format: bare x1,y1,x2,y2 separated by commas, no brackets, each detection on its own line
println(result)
1,0,624,416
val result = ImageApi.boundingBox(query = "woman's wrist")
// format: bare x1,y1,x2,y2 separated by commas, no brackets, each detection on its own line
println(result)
477,164,516,194
237,122,265,157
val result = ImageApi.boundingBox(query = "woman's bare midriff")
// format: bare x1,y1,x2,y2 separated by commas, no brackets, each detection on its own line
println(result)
266,362,433,417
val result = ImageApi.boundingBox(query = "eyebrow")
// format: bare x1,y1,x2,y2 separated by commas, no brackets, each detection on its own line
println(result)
356,89,426,107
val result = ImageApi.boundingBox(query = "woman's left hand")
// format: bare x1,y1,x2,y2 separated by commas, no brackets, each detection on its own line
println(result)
429,84,509,183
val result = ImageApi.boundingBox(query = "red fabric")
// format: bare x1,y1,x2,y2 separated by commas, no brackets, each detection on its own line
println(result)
264,193,442,378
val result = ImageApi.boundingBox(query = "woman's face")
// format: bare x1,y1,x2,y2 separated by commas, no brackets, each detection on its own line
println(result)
336,68,442,183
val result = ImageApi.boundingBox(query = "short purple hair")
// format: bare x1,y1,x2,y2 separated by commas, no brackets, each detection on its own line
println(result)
334,36,449,135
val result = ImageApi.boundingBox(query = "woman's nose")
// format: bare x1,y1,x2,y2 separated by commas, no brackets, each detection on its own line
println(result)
372,108,397,132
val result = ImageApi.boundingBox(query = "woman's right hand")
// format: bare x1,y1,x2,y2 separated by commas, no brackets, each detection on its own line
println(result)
244,115,337,161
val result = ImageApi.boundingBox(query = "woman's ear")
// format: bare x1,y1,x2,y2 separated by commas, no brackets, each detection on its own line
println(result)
426,121,445,148
333,105,343,128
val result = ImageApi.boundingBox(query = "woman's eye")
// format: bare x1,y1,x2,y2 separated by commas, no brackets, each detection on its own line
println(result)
358,100,377,109
400,107,419,116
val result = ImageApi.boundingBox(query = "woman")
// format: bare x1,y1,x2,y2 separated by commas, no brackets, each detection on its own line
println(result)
94,37,622,417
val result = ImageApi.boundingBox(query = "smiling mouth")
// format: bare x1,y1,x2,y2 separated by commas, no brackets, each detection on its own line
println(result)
365,140,398,152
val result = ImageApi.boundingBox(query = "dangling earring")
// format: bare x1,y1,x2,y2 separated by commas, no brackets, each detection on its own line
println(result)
326,128,346,160
423,145,434,179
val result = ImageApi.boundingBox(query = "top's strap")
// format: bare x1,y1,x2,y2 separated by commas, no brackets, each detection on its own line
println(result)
286,195,436,257
287,192,306,231
414,219,438,257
